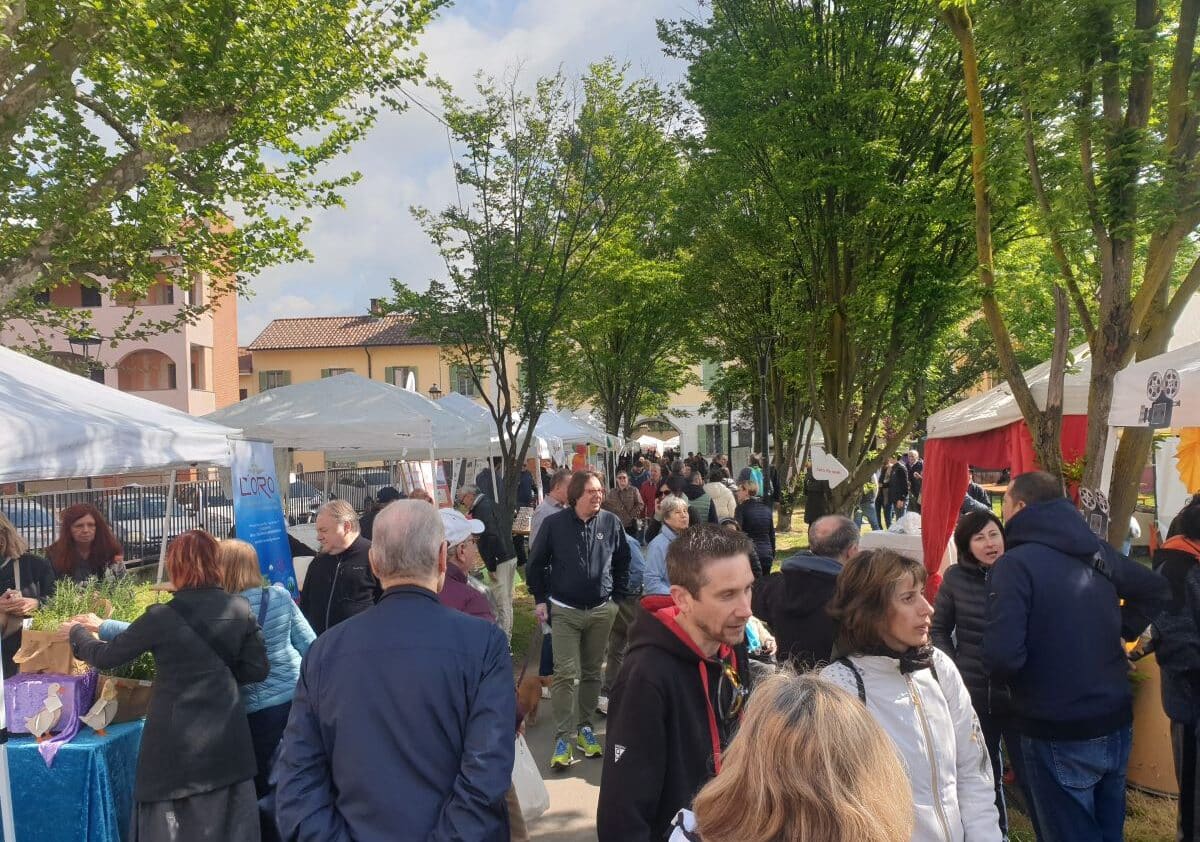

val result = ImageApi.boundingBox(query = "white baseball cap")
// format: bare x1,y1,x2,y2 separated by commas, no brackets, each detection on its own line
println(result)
440,507,485,548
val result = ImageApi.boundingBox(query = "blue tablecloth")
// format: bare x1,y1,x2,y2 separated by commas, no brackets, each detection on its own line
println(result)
6,720,143,842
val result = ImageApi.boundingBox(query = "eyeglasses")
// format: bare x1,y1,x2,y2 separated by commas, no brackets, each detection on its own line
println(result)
717,660,749,724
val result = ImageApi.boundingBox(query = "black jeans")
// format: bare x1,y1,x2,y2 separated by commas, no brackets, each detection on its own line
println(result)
248,700,292,842
1173,720,1200,842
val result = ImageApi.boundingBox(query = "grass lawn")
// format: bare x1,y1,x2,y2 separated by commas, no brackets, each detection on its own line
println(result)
1006,788,1174,841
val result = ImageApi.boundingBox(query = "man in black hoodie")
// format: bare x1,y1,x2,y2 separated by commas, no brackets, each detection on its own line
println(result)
751,514,858,669
596,524,756,841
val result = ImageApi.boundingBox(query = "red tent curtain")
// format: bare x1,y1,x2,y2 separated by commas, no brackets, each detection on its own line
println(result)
920,416,1087,599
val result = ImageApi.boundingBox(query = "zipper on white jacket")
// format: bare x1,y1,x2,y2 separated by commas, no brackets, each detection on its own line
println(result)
907,674,953,842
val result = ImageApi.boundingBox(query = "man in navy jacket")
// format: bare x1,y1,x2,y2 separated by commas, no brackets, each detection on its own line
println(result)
984,471,1168,842
275,501,515,842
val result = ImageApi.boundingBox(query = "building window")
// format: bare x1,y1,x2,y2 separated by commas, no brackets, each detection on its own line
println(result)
239,388,248,400
259,370,291,391
80,285,102,307
320,368,354,378
700,360,721,389
33,289,50,306
190,345,211,391
450,364,479,397
117,350,178,391
385,366,418,389
699,423,728,455
185,273,206,307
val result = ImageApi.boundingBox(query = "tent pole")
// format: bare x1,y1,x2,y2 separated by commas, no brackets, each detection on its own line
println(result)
428,419,437,501
156,471,178,584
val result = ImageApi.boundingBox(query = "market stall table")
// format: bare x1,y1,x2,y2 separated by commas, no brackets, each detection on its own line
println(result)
4,720,143,842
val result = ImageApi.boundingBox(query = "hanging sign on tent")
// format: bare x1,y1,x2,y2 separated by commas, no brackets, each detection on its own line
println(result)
810,446,851,488
231,439,298,596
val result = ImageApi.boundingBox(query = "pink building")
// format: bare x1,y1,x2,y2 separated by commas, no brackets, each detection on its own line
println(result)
1,273,240,415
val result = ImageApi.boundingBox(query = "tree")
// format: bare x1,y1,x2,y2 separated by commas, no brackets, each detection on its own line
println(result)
552,227,700,438
942,0,1200,542
1,0,442,343
391,61,679,526
665,0,991,519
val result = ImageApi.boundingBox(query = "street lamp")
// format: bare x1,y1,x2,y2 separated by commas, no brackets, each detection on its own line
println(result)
428,383,443,401
67,332,104,383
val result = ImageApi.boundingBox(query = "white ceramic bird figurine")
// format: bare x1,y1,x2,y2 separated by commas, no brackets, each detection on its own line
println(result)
25,683,64,743
81,680,120,736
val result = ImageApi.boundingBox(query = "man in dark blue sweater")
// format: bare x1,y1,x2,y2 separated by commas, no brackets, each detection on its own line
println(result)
527,470,631,770
984,471,1168,842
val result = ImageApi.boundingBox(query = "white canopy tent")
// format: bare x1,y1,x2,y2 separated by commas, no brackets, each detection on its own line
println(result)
927,344,1095,440
205,373,492,459
1101,338,1200,533
437,392,563,461
0,345,238,483
0,346,243,842
931,295,1200,440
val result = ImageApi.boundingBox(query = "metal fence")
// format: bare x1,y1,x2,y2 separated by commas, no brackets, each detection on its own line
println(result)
0,465,441,566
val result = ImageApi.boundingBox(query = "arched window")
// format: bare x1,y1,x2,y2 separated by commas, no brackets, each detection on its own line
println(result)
117,349,177,391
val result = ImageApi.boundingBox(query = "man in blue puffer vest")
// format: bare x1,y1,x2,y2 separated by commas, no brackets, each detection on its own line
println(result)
984,471,1168,842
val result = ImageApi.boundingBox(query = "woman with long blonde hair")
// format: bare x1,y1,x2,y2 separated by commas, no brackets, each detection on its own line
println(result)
669,672,914,842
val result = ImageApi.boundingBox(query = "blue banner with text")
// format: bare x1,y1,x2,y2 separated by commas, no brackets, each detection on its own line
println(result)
231,440,298,596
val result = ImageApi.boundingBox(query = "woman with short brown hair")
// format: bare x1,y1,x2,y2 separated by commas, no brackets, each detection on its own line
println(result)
821,549,1001,842
67,529,268,842
669,672,913,842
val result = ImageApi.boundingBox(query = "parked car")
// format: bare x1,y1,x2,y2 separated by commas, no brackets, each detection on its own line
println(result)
103,494,200,561
0,498,57,554
285,480,326,525
195,486,236,538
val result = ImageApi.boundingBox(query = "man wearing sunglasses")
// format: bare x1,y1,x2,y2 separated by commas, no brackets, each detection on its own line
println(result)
596,524,757,841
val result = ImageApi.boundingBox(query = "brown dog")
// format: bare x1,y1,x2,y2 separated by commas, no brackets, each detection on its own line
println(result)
516,673,548,725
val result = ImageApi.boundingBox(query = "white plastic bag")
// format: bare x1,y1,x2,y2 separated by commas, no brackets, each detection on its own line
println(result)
512,733,550,823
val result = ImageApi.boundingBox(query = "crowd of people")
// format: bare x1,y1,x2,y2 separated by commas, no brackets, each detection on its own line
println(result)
5,450,1200,841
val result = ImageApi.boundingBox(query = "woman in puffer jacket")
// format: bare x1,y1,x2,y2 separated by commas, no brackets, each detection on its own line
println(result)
821,549,1000,842
932,510,1015,839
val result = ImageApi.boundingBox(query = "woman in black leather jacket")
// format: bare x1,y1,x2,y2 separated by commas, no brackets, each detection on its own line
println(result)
68,530,268,842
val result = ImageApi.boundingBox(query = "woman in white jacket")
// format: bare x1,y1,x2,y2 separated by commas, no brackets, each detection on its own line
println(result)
820,549,1000,842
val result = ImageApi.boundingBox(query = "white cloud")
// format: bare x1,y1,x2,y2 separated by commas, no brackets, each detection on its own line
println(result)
236,0,695,345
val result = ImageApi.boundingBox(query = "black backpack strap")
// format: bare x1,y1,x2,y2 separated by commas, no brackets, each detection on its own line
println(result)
167,598,238,670
837,656,866,704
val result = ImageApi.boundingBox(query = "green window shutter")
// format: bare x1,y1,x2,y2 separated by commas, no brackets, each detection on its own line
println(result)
259,371,268,392
697,424,707,453
384,366,397,385
320,368,331,378
701,360,719,389
282,370,291,386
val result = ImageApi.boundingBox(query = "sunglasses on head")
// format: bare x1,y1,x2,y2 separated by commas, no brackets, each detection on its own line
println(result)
717,660,749,724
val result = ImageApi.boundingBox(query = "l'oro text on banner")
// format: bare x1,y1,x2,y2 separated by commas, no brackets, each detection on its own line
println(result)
231,440,298,596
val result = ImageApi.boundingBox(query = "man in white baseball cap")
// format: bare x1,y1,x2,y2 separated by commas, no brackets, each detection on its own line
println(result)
438,507,494,621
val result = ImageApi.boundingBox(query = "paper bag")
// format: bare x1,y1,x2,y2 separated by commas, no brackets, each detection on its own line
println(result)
13,629,89,675
98,675,154,723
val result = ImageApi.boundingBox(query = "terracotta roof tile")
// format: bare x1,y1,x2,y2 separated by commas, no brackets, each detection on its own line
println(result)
247,315,433,350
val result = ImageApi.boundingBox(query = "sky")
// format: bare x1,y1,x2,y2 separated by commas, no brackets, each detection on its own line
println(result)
237,0,700,343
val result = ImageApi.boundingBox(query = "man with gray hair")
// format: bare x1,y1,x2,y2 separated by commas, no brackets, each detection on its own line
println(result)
276,501,516,842
751,514,859,669
298,499,379,635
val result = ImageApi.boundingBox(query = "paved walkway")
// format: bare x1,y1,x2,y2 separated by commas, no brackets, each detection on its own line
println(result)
522,696,605,841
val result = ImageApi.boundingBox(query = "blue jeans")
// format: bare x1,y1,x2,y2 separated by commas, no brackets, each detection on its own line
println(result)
1018,726,1132,842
